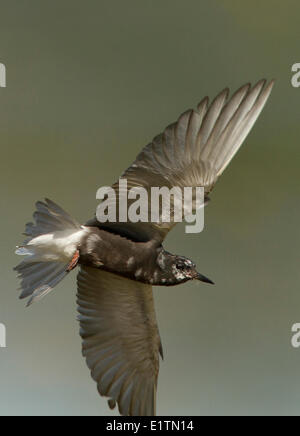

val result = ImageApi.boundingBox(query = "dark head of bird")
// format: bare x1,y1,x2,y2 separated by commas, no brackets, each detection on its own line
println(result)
156,250,214,286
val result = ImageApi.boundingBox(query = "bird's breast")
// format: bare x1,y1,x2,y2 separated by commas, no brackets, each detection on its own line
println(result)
78,227,160,283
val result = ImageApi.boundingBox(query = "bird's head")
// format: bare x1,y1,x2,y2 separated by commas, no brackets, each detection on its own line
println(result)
157,251,214,285
172,255,214,284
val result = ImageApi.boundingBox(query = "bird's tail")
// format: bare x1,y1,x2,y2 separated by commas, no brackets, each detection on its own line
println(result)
14,199,86,306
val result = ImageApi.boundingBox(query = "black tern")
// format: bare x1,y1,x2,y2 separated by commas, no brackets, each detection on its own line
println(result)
14,79,274,415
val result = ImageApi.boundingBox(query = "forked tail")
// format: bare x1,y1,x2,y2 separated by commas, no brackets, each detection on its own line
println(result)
14,199,86,306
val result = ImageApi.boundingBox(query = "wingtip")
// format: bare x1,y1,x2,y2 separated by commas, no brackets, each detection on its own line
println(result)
267,78,276,89
25,296,35,307
236,82,251,93
253,78,275,93
258,78,275,100
196,96,209,112
251,78,267,93
220,87,230,98
108,398,117,410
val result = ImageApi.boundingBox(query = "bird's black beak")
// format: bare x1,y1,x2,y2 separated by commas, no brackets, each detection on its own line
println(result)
194,272,214,284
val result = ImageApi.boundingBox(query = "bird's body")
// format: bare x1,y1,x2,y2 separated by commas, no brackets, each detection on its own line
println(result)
79,227,162,285
14,79,274,415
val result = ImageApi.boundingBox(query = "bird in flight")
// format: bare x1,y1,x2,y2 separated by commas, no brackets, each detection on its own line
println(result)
14,79,274,416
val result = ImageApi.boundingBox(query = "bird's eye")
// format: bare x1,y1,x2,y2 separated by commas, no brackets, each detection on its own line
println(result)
176,264,185,270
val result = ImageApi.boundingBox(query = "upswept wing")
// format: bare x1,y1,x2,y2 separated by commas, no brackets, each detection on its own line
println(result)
92,80,274,242
77,266,162,416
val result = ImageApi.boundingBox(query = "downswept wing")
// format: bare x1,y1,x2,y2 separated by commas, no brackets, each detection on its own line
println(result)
91,79,274,242
77,266,162,416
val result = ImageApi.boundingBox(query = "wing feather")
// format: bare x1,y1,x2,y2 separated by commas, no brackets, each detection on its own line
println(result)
77,266,162,416
89,80,274,242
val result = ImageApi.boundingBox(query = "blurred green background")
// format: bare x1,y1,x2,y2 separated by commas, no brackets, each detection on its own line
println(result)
0,0,300,416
